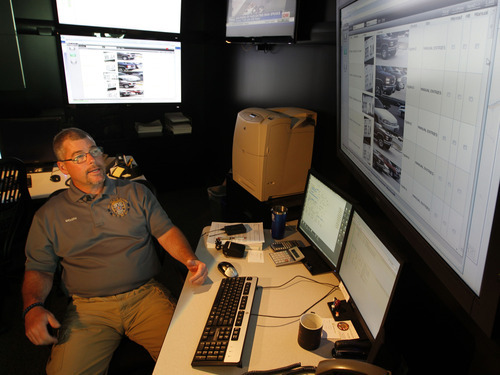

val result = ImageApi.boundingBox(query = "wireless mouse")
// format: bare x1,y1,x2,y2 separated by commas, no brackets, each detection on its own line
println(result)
217,261,238,278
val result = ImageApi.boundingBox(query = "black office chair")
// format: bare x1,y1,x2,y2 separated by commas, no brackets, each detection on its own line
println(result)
0,157,33,333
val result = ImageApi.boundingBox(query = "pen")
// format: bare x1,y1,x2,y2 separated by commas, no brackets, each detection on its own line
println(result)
126,157,134,168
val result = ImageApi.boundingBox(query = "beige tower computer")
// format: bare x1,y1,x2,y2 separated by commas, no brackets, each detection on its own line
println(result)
232,107,317,202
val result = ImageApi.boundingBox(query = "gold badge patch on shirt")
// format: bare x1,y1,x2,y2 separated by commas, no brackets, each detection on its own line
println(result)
108,197,130,217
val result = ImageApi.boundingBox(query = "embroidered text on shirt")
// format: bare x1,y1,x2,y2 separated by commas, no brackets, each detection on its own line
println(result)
65,217,77,223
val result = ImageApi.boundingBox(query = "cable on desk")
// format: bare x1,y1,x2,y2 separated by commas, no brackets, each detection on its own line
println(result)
252,284,338,319
260,275,338,289
243,362,316,375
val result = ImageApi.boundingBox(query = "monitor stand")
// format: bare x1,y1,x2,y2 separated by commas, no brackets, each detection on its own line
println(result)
300,246,331,275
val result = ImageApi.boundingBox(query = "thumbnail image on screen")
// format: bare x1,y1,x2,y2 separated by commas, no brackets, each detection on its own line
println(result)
298,170,353,270
338,0,500,295
60,35,182,104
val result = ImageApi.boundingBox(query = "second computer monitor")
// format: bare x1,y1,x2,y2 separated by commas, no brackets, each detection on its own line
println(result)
297,169,353,273
339,211,402,340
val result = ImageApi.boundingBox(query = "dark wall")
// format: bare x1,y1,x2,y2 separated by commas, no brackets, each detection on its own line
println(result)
1,1,500,373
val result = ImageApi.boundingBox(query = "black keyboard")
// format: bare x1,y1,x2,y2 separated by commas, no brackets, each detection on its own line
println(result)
191,276,258,367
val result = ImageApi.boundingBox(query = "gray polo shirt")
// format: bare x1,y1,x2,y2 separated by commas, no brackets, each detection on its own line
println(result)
25,178,173,298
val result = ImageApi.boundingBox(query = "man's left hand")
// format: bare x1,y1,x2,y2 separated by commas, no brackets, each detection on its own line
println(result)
186,259,208,285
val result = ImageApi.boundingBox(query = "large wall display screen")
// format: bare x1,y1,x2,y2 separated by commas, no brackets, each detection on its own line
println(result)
55,0,181,34
60,35,182,104
338,0,500,296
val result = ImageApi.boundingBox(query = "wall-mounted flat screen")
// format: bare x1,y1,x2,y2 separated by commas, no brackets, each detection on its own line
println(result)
59,35,182,105
226,0,298,43
55,0,181,34
337,0,500,336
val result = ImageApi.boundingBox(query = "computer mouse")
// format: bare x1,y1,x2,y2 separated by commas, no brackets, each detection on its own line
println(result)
217,261,238,278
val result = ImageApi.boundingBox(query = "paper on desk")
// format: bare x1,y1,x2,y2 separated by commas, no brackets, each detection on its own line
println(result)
322,318,360,341
206,222,265,250
247,250,265,263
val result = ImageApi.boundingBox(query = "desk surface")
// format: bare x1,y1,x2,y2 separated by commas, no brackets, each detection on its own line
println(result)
154,225,343,374
27,168,69,199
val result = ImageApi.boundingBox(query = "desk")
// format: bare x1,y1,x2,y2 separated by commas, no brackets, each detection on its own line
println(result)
154,225,344,374
27,167,69,200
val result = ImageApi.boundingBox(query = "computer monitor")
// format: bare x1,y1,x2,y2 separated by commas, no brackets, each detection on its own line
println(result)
297,169,353,274
59,34,182,105
225,0,298,44
339,211,402,340
336,0,500,336
55,0,182,34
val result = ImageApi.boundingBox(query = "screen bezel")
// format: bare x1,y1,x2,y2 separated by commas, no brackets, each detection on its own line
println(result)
225,0,299,45
297,168,355,274
335,0,500,338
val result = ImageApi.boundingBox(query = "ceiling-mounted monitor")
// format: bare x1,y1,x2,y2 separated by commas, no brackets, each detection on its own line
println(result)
55,0,181,34
336,0,500,337
59,34,182,105
226,0,298,44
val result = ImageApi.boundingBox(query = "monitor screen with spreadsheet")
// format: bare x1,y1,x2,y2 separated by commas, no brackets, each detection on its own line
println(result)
339,211,402,340
336,0,500,337
297,169,353,274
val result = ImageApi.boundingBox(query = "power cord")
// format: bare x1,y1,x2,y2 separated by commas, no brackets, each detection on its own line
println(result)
243,362,317,375
252,275,339,319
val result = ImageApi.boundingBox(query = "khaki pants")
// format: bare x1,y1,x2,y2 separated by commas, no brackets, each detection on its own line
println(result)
46,279,176,375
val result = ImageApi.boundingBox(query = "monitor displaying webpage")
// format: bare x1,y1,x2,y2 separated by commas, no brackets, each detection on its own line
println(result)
60,35,182,104
338,0,500,295
55,0,181,34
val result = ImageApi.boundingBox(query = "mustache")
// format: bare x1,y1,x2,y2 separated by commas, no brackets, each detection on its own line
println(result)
86,164,105,175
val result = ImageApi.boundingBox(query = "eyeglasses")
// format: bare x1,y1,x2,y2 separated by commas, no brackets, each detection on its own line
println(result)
60,146,104,164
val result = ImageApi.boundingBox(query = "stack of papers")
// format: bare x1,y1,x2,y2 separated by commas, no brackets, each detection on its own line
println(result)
206,222,265,250
135,119,163,137
165,112,192,134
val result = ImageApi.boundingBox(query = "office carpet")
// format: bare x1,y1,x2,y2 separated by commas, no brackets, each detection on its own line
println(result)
0,186,214,375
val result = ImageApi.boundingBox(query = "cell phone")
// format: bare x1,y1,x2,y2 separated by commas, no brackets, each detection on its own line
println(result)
224,224,247,235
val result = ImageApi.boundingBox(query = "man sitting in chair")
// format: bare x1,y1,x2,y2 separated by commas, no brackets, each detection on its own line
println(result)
22,127,208,374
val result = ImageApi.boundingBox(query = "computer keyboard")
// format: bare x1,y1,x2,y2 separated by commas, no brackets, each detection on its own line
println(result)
191,276,258,367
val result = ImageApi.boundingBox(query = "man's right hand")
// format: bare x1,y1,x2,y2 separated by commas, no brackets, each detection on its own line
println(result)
24,306,61,346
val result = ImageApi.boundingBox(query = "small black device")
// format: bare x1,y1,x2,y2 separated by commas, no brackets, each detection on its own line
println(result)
222,241,245,258
224,224,247,236
332,339,371,360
